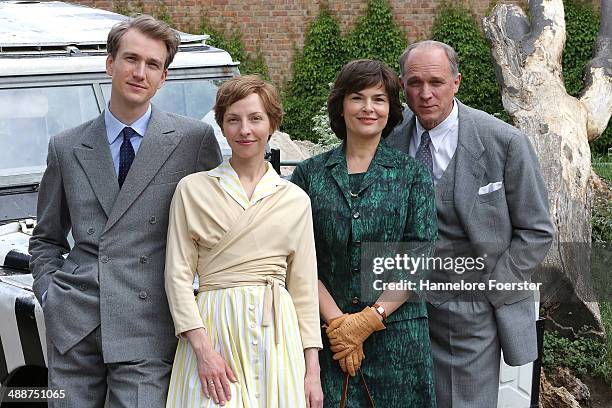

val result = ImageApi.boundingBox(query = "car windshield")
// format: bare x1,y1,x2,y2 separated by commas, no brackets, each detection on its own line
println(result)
0,85,99,188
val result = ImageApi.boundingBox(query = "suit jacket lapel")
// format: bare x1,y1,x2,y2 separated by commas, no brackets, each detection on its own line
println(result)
453,101,486,232
105,107,180,232
73,113,119,218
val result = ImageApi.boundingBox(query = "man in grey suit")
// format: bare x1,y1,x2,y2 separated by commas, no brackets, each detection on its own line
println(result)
386,40,554,407
29,15,222,407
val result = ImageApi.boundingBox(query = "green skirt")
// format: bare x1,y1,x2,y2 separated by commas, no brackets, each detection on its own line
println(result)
320,316,436,408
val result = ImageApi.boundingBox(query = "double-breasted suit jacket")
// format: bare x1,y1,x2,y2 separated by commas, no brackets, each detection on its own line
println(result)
29,106,222,363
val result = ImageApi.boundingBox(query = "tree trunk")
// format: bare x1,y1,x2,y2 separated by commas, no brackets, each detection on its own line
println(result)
483,0,612,337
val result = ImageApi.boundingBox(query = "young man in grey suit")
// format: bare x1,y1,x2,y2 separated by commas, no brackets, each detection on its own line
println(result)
386,40,554,407
29,15,222,407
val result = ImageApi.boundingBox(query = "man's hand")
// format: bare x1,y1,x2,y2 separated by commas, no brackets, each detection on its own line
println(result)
184,328,237,406
327,307,385,360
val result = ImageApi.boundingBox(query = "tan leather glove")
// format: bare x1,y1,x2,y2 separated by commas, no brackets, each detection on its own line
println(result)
327,307,385,360
338,343,365,377
325,314,364,376
325,314,348,332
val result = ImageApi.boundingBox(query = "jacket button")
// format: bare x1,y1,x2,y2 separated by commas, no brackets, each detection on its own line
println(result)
354,241,361,247
352,212,360,219
79,284,86,291
139,291,148,299
352,296,359,304
87,227,95,235
139,256,148,264
100,255,109,263
352,267,359,274
149,216,157,224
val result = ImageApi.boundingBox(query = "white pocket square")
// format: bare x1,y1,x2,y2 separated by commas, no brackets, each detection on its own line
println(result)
478,181,503,195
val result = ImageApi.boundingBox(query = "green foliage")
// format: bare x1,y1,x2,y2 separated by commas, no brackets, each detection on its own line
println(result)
543,295,612,386
312,104,340,147
152,3,174,27
591,163,612,243
562,0,611,156
543,330,612,385
282,10,346,141
562,0,598,96
283,1,406,141
112,1,132,17
113,0,143,17
592,155,612,183
344,0,407,73
600,302,612,383
431,4,507,120
199,18,269,79
112,1,174,27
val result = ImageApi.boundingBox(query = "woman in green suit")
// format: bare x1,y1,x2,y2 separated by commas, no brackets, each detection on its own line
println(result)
291,59,437,407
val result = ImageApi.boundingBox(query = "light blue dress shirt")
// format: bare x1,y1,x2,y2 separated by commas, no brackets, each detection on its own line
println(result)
105,104,152,175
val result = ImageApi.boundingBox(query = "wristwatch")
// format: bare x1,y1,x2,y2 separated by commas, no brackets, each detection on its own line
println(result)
372,303,387,321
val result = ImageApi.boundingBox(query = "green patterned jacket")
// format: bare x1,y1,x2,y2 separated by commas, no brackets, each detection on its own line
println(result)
291,140,437,322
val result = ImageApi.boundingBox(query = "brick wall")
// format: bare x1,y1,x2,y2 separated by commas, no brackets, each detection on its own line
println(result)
73,0,595,85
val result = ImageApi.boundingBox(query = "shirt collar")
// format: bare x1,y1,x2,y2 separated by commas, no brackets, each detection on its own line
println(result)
207,159,287,210
105,103,152,145
415,98,458,152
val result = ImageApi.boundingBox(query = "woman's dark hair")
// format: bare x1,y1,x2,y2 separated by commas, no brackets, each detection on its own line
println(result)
327,59,403,140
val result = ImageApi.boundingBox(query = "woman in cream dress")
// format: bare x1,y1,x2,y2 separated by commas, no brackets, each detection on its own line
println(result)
165,75,323,408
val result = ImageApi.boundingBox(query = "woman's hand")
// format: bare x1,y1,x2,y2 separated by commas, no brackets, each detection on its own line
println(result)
337,343,365,377
326,314,366,376
305,372,324,408
327,307,385,359
184,328,237,406
304,348,323,408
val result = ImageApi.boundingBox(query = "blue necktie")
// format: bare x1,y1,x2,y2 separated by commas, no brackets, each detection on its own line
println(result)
118,127,136,188
415,131,433,178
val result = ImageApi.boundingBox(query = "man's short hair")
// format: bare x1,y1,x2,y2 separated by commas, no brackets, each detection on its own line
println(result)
214,75,283,132
328,59,403,140
107,14,181,70
399,40,459,79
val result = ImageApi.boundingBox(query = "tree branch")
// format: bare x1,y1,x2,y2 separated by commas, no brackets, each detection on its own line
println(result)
579,0,612,141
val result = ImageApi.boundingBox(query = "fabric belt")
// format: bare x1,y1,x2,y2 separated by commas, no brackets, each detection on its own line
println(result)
198,274,285,344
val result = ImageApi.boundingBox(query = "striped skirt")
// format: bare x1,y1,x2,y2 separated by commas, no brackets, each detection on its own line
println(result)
166,286,306,407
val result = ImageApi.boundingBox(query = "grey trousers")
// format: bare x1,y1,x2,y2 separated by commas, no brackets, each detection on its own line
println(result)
46,326,172,408
427,296,501,408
